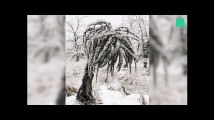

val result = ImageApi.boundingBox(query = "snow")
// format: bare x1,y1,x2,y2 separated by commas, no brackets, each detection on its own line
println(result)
66,85,149,105
65,56,150,105
66,95,76,105
27,15,187,105
98,85,124,105
65,57,150,105
119,94,142,105
27,60,64,105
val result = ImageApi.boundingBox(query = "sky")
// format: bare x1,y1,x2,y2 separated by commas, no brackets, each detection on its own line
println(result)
65,15,126,45
65,15,149,39
66,15,125,29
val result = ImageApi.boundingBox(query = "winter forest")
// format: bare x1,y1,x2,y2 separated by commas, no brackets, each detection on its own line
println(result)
65,15,149,105
27,15,187,105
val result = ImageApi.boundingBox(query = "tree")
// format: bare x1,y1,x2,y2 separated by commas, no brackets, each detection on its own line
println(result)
123,15,174,87
149,16,171,87
66,16,86,62
159,15,187,76
28,15,64,63
180,26,187,75
76,21,139,105
28,15,65,105
56,15,66,105
56,69,66,105
123,15,149,74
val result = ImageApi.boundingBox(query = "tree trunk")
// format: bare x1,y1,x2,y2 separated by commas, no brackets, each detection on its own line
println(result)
153,64,157,87
76,63,95,105
183,64,187,75
56,70,65,105
56,86,65,105
76,53,80,62
44,49,50,63
163,60,168,87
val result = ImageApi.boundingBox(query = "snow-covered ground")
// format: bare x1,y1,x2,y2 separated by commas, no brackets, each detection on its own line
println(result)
150,60,187,105
66,85,149,105
27,59,64,105
65,59,149,105
65,15,150,105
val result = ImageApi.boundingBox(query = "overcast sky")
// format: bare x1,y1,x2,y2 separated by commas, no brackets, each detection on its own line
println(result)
65,15,127,44
65,15,149,44
66,15,125,29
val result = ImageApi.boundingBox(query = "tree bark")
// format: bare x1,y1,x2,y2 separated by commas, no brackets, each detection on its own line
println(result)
76,63,95,105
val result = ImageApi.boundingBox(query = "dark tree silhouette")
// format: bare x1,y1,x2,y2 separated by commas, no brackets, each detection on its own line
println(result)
125,16,149,74
76,21,139,105
149,16,170,87
56,70,65,105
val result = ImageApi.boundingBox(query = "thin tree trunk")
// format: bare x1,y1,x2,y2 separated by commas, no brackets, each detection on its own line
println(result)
44,49,50,63
163,60,168,87
56,71,65,105
76,53,80,62
153,63,157,87
76,63,95,105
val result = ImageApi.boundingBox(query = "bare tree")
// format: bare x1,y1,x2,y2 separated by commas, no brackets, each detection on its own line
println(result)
149,15,188,87
66,16,86,62
123,15,150,79
28,15,65,105
56,15,66,105
149,16,171,87
180,26,187,75
123,15,173,87
159,15,187,76
28,15,64,63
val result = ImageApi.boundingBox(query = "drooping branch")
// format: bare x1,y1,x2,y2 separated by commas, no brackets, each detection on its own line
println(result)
83,21,139,79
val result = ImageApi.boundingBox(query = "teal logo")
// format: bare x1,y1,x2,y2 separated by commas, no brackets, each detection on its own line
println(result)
176,18,185,28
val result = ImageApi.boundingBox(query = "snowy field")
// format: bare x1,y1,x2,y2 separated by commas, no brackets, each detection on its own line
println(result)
65,15,150,105
27,15,187,105
65,59,150,105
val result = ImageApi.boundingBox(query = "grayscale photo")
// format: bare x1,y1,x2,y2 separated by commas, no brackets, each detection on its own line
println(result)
27,15,187,105
149,15,187,105
65,15,150,105
27,15,65,105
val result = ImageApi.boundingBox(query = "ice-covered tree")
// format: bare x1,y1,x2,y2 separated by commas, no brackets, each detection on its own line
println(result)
76,21,139,105
122,15,150,74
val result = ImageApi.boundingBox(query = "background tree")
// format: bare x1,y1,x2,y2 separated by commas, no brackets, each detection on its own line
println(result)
158,15,187,75
122,15,149,75
76,21,139,105
28,15,65,105
180,26,187,75
149,15,187,87
28,15,64,63
124,15,170,87
149,15,171,87
66,16,86,62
